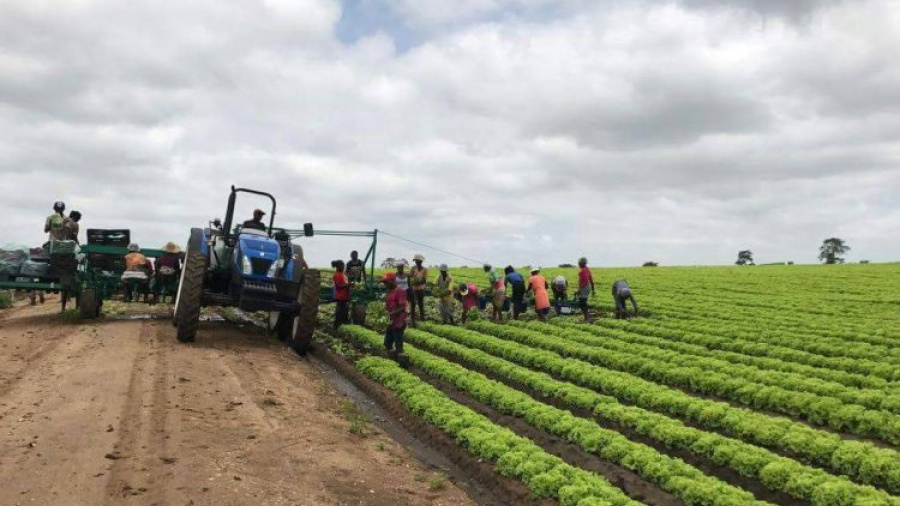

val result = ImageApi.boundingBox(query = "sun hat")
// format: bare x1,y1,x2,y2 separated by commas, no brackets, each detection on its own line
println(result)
530,267,541,274
163,242,181,254
439,264,448,272
458,282,469,296
413,254,425,262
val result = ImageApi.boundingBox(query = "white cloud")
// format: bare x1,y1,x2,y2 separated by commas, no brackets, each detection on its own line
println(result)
0,0,897,267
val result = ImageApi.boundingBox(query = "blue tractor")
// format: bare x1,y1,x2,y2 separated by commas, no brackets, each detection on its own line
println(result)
174,187,320,353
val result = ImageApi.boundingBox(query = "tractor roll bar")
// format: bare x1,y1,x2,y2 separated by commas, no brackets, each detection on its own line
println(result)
222,185,277,246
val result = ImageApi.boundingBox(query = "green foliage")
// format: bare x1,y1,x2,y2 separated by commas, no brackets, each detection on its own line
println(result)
0,291,12,309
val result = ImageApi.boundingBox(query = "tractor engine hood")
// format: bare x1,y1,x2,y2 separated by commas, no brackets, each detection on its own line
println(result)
239,235,280,261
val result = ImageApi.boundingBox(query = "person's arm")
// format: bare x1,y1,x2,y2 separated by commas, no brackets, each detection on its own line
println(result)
630,295,638,313
590,273,595,295
44,216,51,233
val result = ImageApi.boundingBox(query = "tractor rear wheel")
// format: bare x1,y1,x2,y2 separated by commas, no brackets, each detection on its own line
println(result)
175,231,206,343
289,269,320,355
78,288,99,319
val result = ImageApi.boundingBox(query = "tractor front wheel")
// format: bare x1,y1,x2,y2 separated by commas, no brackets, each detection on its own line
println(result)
288,269,320,355
175,231,206,343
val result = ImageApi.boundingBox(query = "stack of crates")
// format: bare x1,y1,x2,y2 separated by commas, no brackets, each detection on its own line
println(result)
86,229,131,272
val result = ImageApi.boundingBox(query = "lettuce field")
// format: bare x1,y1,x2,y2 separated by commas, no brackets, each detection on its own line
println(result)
332,263,900,506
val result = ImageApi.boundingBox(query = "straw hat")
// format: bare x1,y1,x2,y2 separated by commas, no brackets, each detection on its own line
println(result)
413,254,425,262
163,242,182,254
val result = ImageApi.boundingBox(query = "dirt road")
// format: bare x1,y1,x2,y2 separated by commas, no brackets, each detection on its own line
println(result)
0,299,475,506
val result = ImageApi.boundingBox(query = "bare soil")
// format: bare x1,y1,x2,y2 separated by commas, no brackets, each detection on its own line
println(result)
0,298,475,506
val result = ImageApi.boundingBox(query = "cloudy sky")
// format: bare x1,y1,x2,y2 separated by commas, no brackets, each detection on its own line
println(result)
1,0,897,267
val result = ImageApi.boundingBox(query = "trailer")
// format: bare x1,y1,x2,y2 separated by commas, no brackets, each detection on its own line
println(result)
0,243,167,319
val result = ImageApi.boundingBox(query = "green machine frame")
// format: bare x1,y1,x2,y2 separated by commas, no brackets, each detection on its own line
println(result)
0,244,168,316
277,228,381,304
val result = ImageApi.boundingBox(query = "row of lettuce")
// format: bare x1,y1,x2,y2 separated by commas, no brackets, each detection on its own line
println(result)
528,320,900,413
340,324,900,506
463,320,900,447
415,322,900,495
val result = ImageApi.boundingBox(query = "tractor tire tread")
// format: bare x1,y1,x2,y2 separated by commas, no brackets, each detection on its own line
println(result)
176,250,206,343
292,269,320,355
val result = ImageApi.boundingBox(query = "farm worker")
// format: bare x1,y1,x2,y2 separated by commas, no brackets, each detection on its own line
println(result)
409,254,428,324
242,209,267,231
382,272,409,367
457,282,479,324
153,242,182,304
526,268,551,321
484,264,506,323
28,290,45,306
124,244,153,275
552,275,568,301
612,279,639,319
44,201,67,241
504,266,526,320
394,261,409,292
346,250,366,284
332,260,351,329
122,244,153,302
63,211,82,244
551,275,567,315
578,257,595,322
433,264,455,324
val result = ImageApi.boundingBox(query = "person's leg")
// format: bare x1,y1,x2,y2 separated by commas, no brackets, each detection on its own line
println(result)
408,289,418,324
614,295,625,319
39,292,45,304
417,291,426,321
384,327,395,351
395,326,405,353
461,306,468,324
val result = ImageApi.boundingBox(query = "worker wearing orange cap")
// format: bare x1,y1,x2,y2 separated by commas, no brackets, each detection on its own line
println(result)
382,272,409,367
242,208,267,231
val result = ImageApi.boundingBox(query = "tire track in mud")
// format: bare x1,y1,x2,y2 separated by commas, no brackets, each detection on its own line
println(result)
103,321,177,505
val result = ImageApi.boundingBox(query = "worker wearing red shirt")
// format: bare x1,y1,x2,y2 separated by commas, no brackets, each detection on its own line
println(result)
577,257,595,322
332,260,351,329
382,272,409,366
457,282,479,323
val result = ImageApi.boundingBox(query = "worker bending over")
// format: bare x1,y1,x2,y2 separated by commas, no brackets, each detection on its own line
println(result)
527,268,551,321
612,279,638,319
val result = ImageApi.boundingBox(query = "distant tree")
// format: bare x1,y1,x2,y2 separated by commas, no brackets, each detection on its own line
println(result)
380,257,408,269
819,238,850,264
735,250,755,266
860,260,870,264
558,263,575,268
642,261,658,267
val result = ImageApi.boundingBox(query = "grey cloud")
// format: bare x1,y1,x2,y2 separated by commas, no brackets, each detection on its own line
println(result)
0,0,897,267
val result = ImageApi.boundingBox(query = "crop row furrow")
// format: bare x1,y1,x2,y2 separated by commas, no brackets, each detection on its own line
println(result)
526,320,900,412
418,321,900,491
468,321,900,445
352,354,643,506
405,325,900,505
340,326,773,506
582,318,891,391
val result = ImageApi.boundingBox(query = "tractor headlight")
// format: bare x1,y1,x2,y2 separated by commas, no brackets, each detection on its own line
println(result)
267,259,281,277
241,255,252,275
